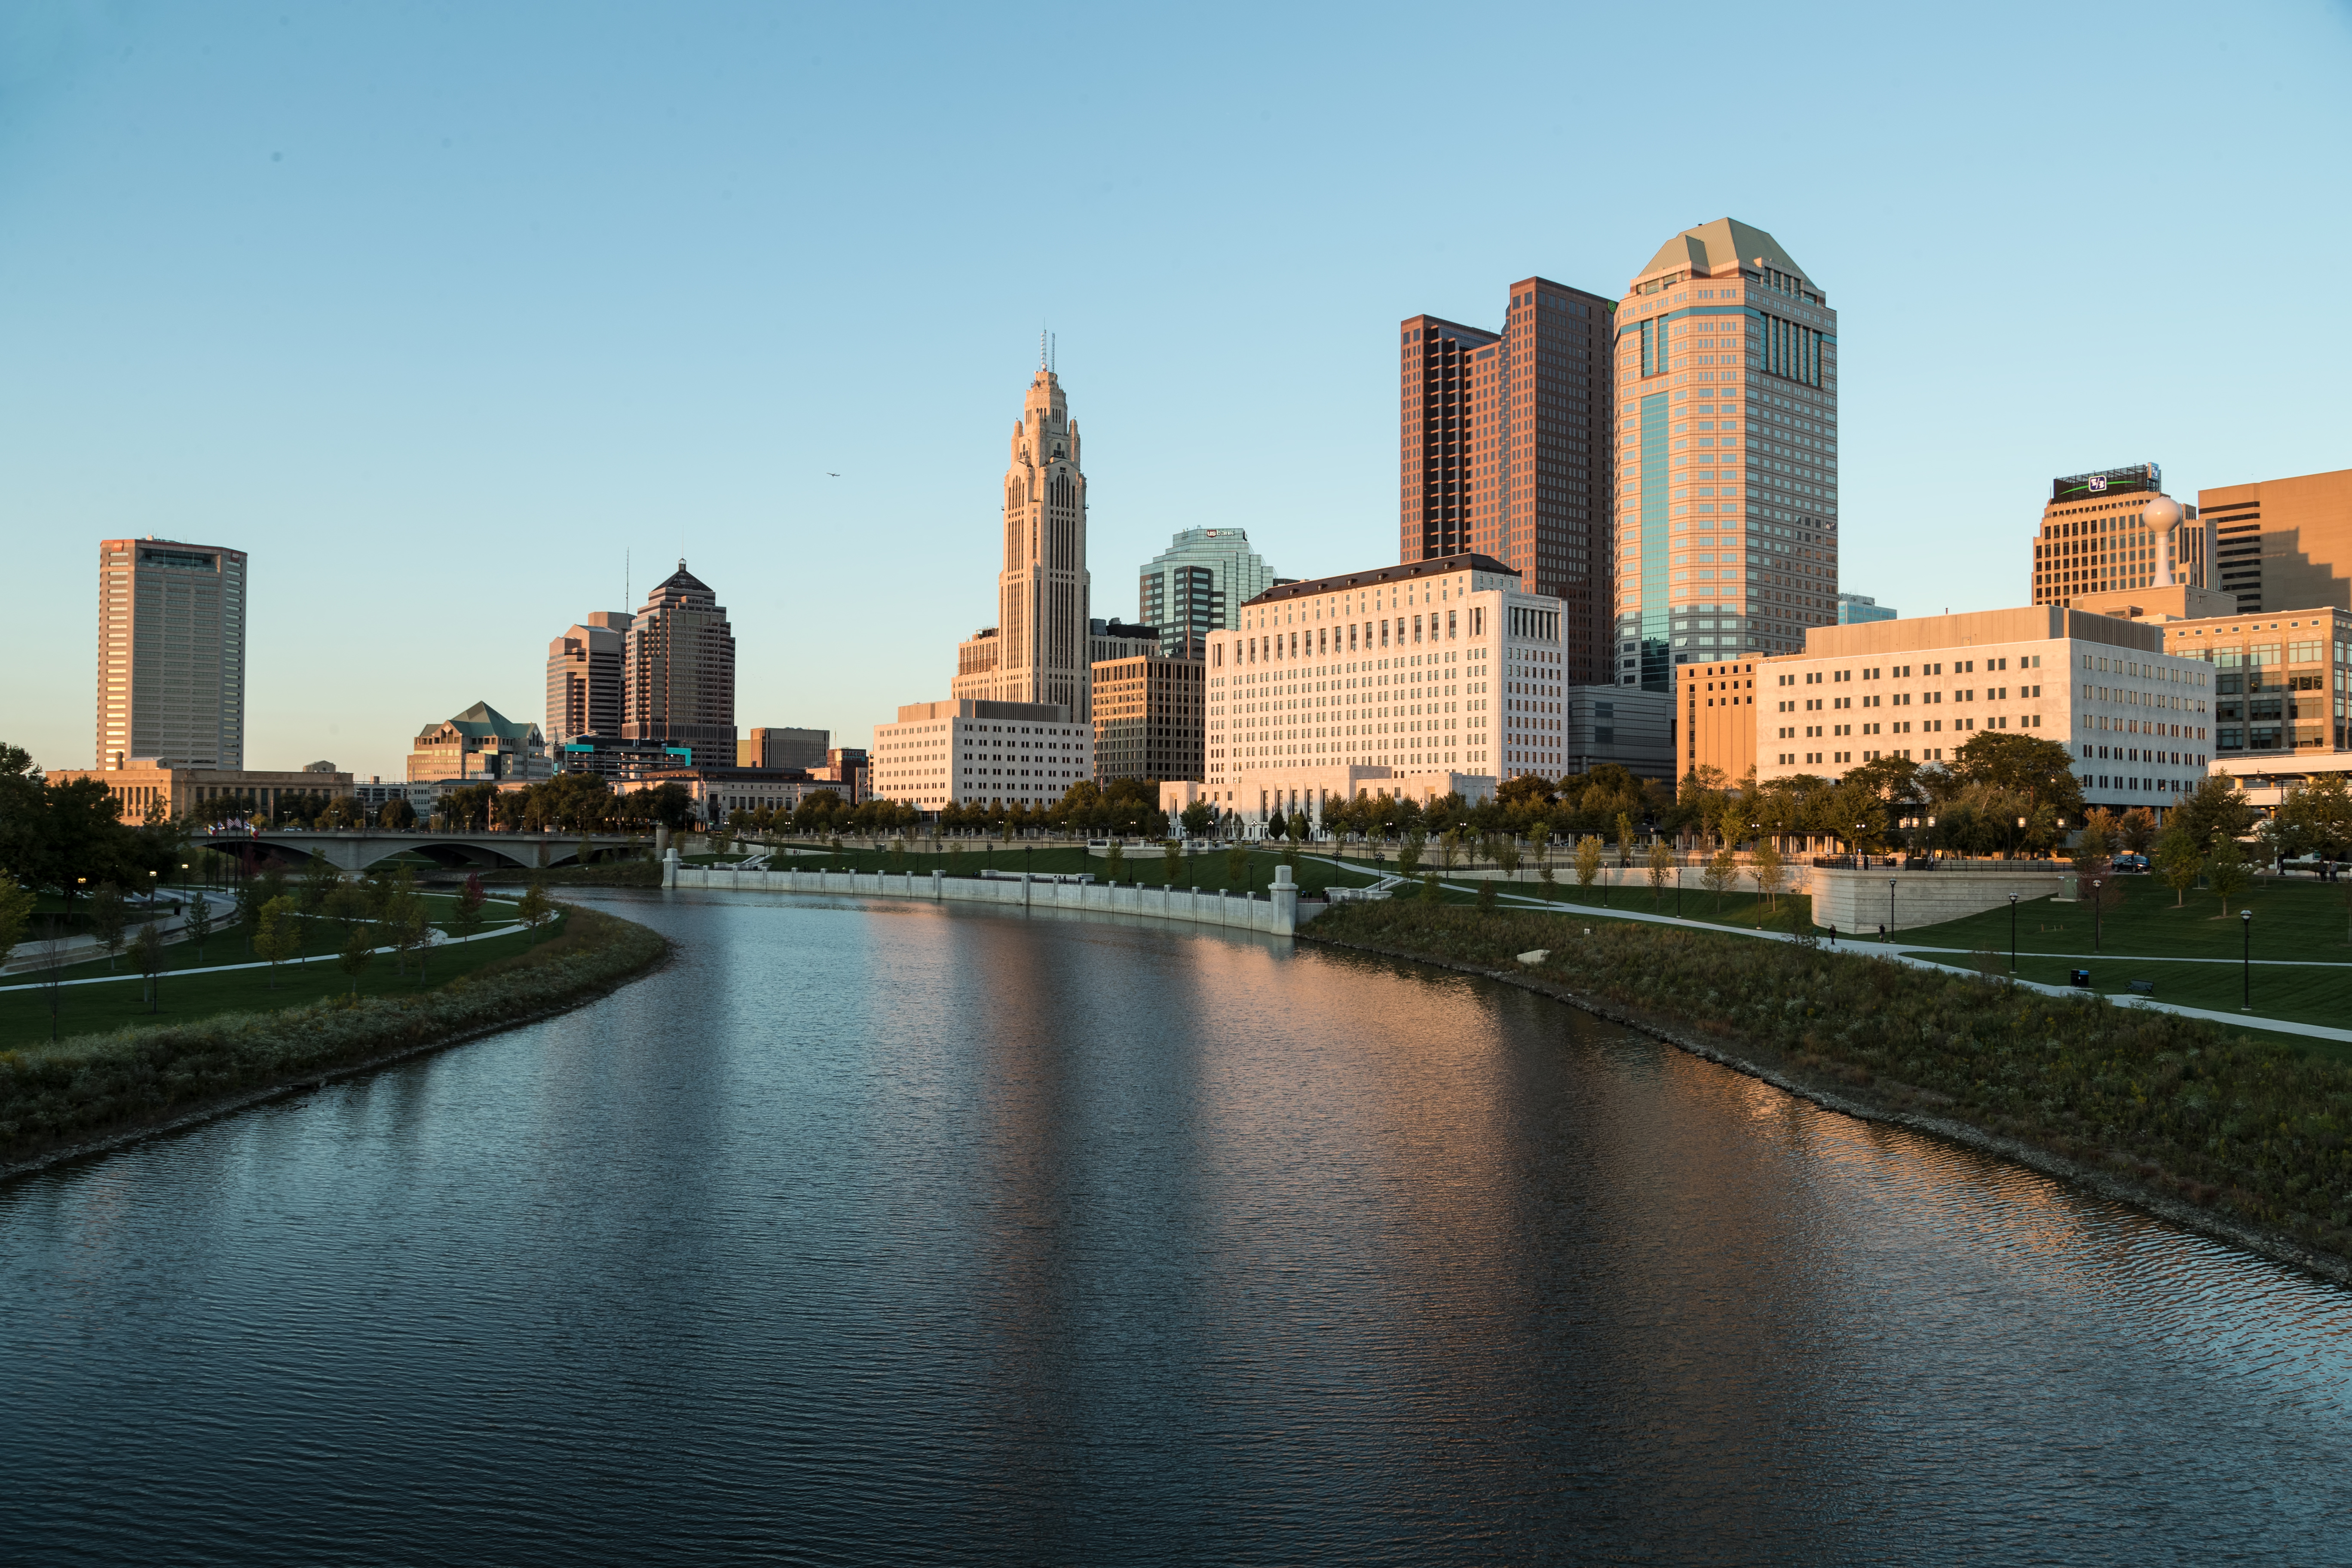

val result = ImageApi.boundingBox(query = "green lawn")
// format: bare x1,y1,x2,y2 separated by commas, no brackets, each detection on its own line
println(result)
1892,950,2349,1032
15,891,524,987
0,910,564,1050
1893,875,2352,962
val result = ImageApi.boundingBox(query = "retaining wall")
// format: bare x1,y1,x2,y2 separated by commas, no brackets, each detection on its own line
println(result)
1810,864,2067,934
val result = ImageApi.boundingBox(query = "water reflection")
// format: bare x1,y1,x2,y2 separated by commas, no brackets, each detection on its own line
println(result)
2,890,2349,1564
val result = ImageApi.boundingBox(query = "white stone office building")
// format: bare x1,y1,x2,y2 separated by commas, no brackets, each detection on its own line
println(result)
871,699,1093,812
1162,768,1494,837
1749,606,2213,813
1200,552,1568,816
95,537,248,771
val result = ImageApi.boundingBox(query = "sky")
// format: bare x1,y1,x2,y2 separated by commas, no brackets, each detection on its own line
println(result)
4,0,2349,781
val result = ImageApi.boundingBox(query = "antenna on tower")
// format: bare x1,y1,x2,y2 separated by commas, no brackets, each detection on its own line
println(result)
1050,332,1056,372
625,549,630,606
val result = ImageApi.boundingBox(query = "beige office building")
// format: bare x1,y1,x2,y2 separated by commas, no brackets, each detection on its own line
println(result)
408,701,551,785
2029,464,2209,610
1161,768,1494,837
1613,219,1839,691
49,759,353,822
624,561,737,769
1737,607,2211,814
2197,466,2352,616
871,699,1093,812
950,364,1094,723
1202,552,1567,806
1093,651,1205,784
95,537,248,771
545,612,630,748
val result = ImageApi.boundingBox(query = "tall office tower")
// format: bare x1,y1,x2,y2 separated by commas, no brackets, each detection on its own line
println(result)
2196,466,2352,616
622,560,737,768
1400,278,1614,683
545,611,631,747
2030,465,2210,610
95,537,248,771
1137,527,1274,656
950,362,1094,720
1612,219,1838,692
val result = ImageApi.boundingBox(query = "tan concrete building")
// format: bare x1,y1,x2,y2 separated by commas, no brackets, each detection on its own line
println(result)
1202,552,1568,807
1677,658,1760,784
1093,651,1204,784
1613,219,1839,691
950,364,1094,723
2029,463,2209,610
408,701,551,785
2198,466,2352,616
2071,584,2236,624
871,700,1092,812
94,537,248,771
49,759,352,822
1736,607,2212,815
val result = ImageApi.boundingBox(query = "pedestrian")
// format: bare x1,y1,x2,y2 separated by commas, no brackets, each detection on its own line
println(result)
1828,922,1838,946
1878,922,1886,941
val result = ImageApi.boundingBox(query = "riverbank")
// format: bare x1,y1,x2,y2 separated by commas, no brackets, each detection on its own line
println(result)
0,903,669,1178
1305,902,2352,1284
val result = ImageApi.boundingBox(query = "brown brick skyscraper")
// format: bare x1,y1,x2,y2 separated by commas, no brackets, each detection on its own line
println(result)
1400,278,1614,684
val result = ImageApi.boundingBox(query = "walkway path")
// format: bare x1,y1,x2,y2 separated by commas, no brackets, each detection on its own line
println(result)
0,920,530,994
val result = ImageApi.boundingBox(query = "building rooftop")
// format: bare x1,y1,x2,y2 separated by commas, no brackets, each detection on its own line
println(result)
1635,218,1811,292
1243,553,1522,607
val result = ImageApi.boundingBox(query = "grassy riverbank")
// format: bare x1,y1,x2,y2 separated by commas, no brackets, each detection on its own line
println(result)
0,903,669,1169
1309,902,2352,1268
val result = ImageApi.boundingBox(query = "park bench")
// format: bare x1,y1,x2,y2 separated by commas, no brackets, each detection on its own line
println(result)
2127,979,2156,996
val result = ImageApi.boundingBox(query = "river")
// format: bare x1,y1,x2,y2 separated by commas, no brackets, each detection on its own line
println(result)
5,890,2351,1563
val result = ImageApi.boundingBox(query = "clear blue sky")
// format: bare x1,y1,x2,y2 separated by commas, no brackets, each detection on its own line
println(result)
5,1,2347,781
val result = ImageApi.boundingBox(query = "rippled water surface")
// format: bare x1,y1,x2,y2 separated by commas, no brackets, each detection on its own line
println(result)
6,890,2352,1564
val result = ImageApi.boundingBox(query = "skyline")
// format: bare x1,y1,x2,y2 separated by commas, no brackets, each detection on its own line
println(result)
5,2,2349,780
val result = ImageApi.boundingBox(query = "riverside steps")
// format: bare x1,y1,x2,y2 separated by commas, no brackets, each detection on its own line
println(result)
662,851,1317,936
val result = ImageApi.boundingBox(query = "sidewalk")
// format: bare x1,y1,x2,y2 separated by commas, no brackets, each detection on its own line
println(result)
0,920,530,994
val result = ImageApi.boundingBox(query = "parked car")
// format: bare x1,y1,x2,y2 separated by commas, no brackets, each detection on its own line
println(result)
2112,852,2150,874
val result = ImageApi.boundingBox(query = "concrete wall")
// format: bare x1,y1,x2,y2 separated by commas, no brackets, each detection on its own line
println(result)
1811,864,2067,934
665,855,1312,936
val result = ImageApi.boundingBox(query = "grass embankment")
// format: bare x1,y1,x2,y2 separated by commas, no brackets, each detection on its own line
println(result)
475,858,662,888
1899,874,2352,961
0,904,669,1168
1310,901,2352,1270
741,844,1386,898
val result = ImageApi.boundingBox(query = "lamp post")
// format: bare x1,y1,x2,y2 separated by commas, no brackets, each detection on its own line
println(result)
2008,892,2019,973
2242,908,2253,1011
1886,877,1896,938
2092,878,2102,953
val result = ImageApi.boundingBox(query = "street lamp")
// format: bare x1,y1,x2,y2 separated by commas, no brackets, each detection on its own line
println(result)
2091,878,2103,953
2242,908,2253,1011
2008,892,2019,973
1886,877,1896,939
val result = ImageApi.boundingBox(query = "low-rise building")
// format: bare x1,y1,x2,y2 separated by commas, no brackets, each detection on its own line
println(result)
870,702,1089,811
2156,604,2352,805
1161,767,1494,837
1093,649,1205,784
1677,660,1759,784
811,747,870,805
47,759,355,821
738,726,829,771
407,701,550,784
1205,551,1569,793
634,766,824,828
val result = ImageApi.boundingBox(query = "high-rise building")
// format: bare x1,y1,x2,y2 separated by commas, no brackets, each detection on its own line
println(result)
94,537,248,771
1612,219,1838,692
1137,528,1274,656
1400,278,1614,683
872,700,1091,811
545,611,630,749
2030,464,2209,610
623,560,737,769
950,364,1093,720
738,727,829,771
1093,648,1206,784
1837,593,1898,625
2196,467,2352,616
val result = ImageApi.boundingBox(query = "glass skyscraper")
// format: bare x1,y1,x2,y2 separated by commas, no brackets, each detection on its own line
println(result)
1137,528,1274,656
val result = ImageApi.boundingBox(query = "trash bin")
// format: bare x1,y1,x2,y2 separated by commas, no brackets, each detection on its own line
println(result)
2070,969,2092,988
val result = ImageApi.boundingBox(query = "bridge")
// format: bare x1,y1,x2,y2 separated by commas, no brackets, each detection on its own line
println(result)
216,829,655,874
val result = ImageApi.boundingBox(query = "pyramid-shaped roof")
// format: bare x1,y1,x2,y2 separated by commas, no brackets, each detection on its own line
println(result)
1635,219,1812,291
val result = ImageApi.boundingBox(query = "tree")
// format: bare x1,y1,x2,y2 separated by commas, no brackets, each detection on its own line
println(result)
91,883,128,971
1647,838,1674,908
1163,839,1182,886
2172,773,2255,852
135,920,167,1012
452,872,488,942
34,919,69,1039
1104,841,1125,882
254,896,302,988
0,874,32,970
337,919,376,996
1949,732,2086,819
1703,846,1737,913
1225,844,1250,892
2155,826,2202,908
324,879,371,953
2072,807,2123,920
1574,835,1602,901
1397,831,1423,878
386,887,429,981
1493,834,1522,882
184,890,214,963
2206,838,2251,918
378,797,418,830
1180,800,1216,837
2119,807,2158,856
1751,838,1788,912
2274,773,2352,868
1538,857,1557,903
517,880,556,943
1614,810,1635,868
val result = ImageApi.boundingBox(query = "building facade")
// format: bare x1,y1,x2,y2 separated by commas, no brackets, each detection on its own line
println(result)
1092,651,1205,784
1161,769,1495,837
2029,464,2209,611
949,365,1094,722
2196,466,2352,617
1677,660,1760,784
1837,593,1897,625
1401,278,1614,684
1203,552,1569,799
2156,606,2352,761
95,537,248,772
48,760,354,823
545,612,630,749
623,561,737,769
1138,528,1274,658
1733,607,2213,816
870,700,1090,811
738,726,830,771
407,701,551,784
1613,219,1839,691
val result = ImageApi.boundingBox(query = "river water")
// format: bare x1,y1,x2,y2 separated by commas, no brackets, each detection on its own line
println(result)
5,891,2351,1564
